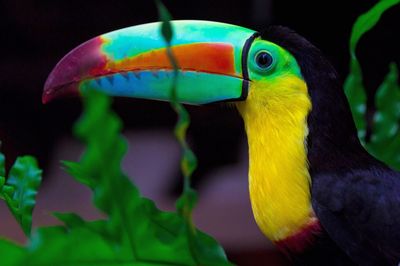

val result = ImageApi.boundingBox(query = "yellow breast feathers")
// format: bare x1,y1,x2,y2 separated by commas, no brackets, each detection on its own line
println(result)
236,75,314,242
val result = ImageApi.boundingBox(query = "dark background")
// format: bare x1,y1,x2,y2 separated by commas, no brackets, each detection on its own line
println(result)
0,1,399,265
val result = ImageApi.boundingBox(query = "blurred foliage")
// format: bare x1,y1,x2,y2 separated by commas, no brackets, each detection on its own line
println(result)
0,2,232,265
344,0,400,170
368,64,400,167
0,89,231,265
155,0,199,232
0,152,42,236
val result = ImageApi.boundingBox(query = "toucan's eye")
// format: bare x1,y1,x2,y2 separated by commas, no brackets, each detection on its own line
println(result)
255,52,274,70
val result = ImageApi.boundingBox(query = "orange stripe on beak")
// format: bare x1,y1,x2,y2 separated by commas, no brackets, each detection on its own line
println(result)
106,43,237,77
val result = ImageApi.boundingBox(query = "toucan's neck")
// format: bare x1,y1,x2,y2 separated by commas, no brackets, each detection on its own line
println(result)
237,77,319,247
306,80,369,174
293,45,370,174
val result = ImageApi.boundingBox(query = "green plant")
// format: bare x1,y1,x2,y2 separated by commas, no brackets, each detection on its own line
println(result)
0,87,231,265
344,0,400,169
0,153,42,237
0,2,232,265
0,88,233,265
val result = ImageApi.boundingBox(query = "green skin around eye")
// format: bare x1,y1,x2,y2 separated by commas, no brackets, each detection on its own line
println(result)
247,38,303,83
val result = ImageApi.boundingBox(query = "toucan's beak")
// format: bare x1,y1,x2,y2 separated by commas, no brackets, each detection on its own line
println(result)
43,20,256,105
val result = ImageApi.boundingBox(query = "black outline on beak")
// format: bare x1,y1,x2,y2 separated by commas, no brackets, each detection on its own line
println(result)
240,32,260,100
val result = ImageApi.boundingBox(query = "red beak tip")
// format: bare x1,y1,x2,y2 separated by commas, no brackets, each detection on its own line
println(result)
42,82,80,104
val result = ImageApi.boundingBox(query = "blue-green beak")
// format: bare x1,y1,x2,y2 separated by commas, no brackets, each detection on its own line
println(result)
43,20,257,105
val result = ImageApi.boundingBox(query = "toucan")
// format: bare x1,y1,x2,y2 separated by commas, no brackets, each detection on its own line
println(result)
43,21,400,265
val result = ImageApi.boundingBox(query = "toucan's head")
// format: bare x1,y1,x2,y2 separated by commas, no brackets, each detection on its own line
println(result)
43,20,308,115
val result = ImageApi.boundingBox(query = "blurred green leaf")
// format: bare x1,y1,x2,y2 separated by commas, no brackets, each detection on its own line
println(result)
345,0,400,142
155,0,173,44
1,89,231,266
155,0,179,79
344,59,367,140
371,63,400,143
0,1,231,264
345,0,400,166
0,239,26,266
23,224,134,266
154,3,209,262
366,63,400,169
0,154,42,236
59,89,230,265
350,0,400,55
52,212,87,228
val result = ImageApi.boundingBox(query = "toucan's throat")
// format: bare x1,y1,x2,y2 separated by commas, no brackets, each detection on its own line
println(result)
237,77,318,248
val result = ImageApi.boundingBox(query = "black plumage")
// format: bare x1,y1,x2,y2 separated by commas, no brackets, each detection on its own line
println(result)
263,27,400,266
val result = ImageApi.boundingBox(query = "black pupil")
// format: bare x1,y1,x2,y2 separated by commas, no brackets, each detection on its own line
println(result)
256,52,273,68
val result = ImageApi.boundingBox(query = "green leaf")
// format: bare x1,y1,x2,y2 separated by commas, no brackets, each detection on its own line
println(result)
0,2,231,264
345,0,400,169
0,238,26,266
366,63,400,170
345,0,400,144
53,212,87,228
23,225,136,266
344,59,367,141
371,63,400,143
153,4,217,264
59,89,231,265
350,0,400,57
345,0,400,142
155,0,173,44
0,89,230,265
0,156,42,236
155,0,179,80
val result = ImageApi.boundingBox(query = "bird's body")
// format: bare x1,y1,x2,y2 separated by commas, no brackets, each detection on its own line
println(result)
44,21,400,265
260,27,400,265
